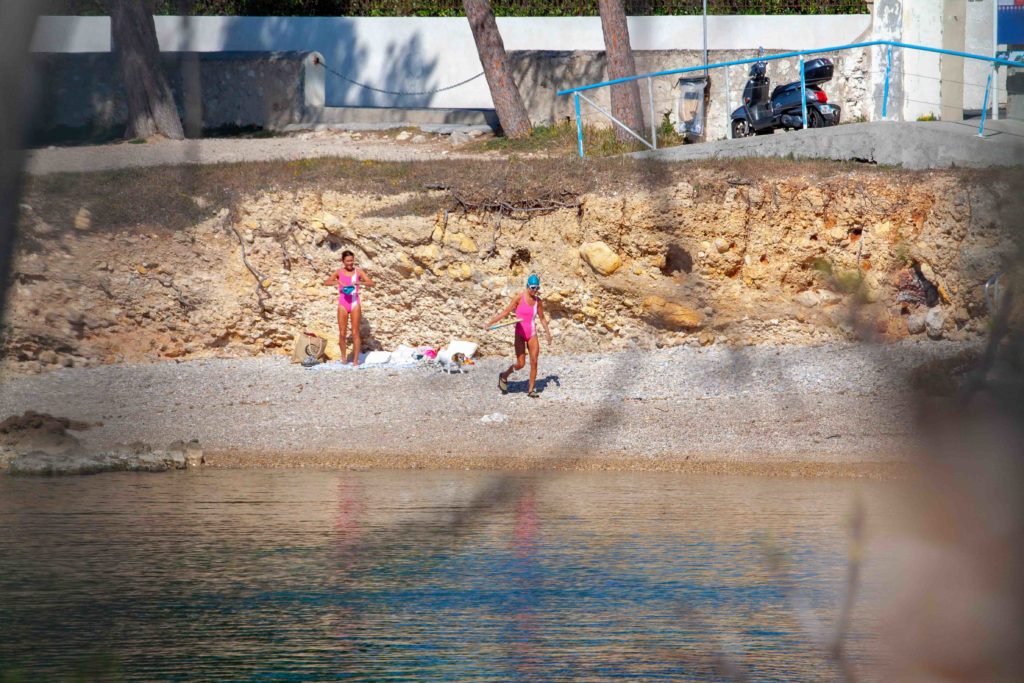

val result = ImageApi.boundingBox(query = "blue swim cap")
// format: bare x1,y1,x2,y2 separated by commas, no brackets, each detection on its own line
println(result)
527,273,541,288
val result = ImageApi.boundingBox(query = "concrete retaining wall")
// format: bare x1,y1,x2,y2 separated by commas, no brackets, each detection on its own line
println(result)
32,51,322,140
32,14,871,111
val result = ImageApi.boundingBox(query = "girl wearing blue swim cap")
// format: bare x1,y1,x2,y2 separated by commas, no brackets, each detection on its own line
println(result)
324,250,375,365
484,273,552,398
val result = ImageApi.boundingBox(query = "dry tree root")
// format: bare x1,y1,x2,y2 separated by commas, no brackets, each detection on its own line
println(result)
228,223,270,316
275,219,314,273
154,275,194,312
426,183,581,220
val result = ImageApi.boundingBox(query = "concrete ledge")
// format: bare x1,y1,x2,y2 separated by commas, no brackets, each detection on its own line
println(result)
631,120,1024,170
310,106,499,129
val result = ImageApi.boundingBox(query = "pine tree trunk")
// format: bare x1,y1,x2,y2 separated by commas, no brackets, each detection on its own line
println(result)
108,0,184,140
463,0,531,139
598,0,644,144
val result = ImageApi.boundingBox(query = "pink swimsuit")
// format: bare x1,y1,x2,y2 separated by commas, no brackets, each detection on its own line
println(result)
337,270,360,311
514,293,538,341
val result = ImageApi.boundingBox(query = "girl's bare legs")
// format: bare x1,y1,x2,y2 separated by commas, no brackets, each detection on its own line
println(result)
350,305,362,366
501,335,527,382
526,336,540,393
337,306,349,364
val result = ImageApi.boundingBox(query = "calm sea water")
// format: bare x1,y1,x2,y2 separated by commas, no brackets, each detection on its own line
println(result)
0,470,892,682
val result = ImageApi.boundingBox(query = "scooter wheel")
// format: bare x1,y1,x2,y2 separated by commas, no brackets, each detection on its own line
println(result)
808,109,825,129
731,120,752,138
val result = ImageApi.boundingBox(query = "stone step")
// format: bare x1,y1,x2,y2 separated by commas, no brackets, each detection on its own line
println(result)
289,106,499,132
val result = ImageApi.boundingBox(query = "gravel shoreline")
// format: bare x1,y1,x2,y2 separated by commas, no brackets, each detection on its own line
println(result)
0,340,967,475
26,133,487,175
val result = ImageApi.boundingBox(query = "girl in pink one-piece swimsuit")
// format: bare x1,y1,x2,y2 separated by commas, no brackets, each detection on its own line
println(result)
485,273,552,398
323,250,375,365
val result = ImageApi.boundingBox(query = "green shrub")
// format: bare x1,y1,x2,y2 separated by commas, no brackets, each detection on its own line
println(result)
44,1,871,17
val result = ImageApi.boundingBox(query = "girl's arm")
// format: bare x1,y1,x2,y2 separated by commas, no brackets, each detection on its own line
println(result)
485,296,518,328
538,300,553,342
323,270,339,286
357,268,374,286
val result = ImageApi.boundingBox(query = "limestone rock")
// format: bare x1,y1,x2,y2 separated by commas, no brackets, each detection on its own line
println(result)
73,207,92,231
579,242,622,276
413,243,441,265
396,130,412,141
411,135,426,144
444,232,477,254
643,296,704,330
714,237,730,254
322,212,343,234
0,411,85,457
795,290,820,308
450,131,471,146
168,439,205,468
447,262,472,281
907,310,927,335
817,289,843,306
7,442,193,475
926,307,946,339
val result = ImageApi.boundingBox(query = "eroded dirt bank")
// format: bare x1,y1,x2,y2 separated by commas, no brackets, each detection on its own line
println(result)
3,161,1019,372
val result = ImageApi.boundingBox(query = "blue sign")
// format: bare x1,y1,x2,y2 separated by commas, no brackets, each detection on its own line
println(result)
999,3,1024,45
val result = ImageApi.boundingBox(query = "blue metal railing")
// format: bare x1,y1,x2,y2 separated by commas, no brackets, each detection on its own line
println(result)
557,40,1024,158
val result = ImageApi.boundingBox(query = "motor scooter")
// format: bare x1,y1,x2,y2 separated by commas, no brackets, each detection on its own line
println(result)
730,57,841,137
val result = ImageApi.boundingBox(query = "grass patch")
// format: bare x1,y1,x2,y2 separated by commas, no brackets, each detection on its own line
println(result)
22,154,986,235
363,191,444,218
473,118,686,158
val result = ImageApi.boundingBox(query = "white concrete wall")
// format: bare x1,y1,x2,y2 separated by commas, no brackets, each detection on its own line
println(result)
965,0,1006,109
902,2,942,120
32,14,870,110
31,16,110,52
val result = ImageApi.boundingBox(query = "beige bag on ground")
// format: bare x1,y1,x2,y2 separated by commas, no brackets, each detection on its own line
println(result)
292,331,327,363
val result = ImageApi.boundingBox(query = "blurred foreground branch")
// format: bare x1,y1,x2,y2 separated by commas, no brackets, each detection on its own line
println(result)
0,2,40,321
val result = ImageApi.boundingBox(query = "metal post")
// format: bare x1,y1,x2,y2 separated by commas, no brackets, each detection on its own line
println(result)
882,45,893,120
725,66,731,138
800,57,808,130
993,0,1000,120
702,0,708,75
993,64,1000,120
574,93,584,158
978,68,993,137
648,77,657,149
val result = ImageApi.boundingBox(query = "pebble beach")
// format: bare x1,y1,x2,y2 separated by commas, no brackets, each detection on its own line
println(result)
0,340,970,476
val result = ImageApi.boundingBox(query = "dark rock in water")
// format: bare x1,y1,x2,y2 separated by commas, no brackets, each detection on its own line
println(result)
0,410,87,456
6,441,203,476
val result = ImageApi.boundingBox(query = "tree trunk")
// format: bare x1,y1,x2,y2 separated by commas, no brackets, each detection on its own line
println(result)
108,0,184,140
463,0,531,139
598,0,644,144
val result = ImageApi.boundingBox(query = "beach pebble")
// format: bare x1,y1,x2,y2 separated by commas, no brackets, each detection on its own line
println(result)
926,307,946,340
906,310,927,335
480,412,509,424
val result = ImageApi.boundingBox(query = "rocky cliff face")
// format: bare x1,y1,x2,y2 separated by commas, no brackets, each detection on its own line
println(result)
4,168,1018,372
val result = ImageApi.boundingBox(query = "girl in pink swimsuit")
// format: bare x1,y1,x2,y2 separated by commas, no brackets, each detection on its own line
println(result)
485,273,552,398
323,250,375,365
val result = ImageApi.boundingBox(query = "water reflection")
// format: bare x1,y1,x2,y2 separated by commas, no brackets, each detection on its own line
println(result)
0,470,890,681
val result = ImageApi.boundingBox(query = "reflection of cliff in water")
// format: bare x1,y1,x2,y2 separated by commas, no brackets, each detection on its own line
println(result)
0,469,900,681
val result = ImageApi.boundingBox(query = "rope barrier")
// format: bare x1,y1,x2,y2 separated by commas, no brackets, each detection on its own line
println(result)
313,56,485,97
